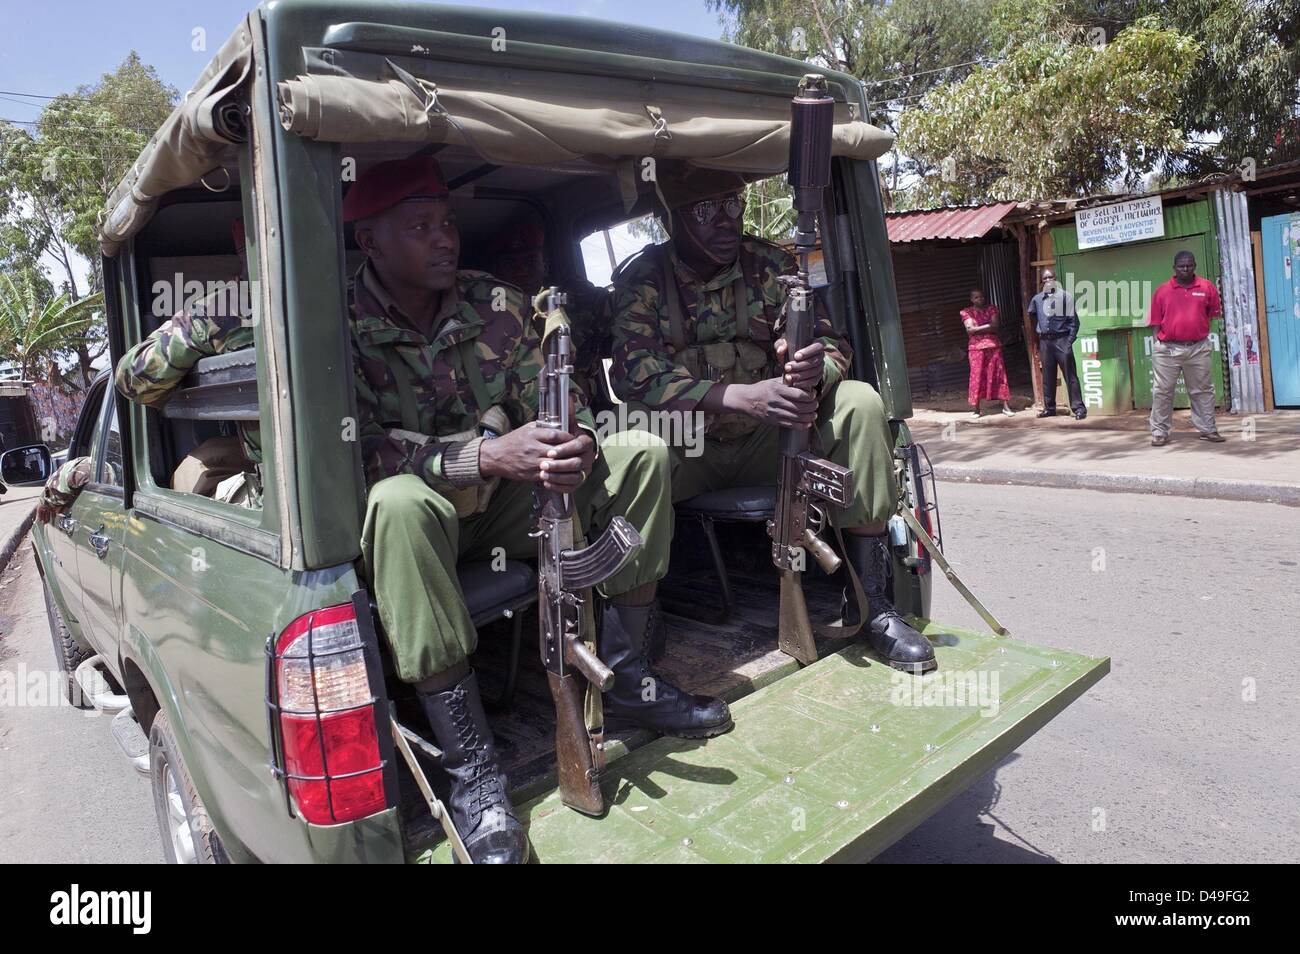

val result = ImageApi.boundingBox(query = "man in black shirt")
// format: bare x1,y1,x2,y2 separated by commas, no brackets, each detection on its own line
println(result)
1028,268,1086,419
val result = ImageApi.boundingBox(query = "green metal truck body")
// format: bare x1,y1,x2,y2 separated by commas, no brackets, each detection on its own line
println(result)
29,0,1107,864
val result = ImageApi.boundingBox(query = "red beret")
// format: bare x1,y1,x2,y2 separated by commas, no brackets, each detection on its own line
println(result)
486,221,546,258
343,156,450,223
231,216,245,251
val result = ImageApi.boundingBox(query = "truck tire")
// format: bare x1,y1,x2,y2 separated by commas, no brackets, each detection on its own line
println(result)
149,710,229,864
41,578,94,709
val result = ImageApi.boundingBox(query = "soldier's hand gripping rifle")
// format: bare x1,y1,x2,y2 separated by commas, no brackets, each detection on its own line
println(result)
768,75,858,666
533,287,643,816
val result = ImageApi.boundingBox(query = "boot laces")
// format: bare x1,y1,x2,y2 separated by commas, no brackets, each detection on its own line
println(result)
637,601,664,681
446,685,504,826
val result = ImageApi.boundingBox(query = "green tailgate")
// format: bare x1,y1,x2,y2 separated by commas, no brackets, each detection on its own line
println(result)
421,623,1108,864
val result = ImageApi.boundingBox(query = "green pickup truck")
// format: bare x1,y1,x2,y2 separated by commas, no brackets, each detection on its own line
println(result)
24,0,1108,864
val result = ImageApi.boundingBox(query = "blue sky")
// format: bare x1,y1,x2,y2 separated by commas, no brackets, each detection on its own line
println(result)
0,0,727,119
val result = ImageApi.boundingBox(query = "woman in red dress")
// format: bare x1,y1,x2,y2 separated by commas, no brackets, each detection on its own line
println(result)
961,288,1013,417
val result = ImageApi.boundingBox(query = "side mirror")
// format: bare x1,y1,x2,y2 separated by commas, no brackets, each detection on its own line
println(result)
1,444,52,487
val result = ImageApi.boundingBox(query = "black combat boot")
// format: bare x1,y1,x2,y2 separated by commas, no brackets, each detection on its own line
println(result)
645,598,668,663
842,533,937,674
418,670,529,864
600,601,733,737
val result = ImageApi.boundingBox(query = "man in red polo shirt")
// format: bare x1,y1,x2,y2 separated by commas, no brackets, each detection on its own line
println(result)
1147,250,1224,446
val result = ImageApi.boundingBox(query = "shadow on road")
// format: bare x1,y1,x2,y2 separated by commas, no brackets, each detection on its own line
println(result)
874,753,1059,864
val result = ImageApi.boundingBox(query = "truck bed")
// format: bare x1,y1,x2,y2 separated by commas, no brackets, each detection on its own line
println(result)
394,528,856,855
394,529,1109,861
432,618,1106,863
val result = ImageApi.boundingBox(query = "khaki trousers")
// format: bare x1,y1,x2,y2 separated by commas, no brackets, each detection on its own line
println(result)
1150,338,1217,438
361,430,672,683
670,380,898,529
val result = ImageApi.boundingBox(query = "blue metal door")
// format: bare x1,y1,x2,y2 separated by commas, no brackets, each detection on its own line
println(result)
1261,213,1300,406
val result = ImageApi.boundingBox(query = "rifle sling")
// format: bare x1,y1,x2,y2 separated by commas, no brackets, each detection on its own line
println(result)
449,337,494,414
385,353,421,433
817,521,867,642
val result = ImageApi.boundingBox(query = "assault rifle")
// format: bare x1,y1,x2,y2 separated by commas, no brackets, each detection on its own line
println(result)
533,287,643,815
768,75,856,665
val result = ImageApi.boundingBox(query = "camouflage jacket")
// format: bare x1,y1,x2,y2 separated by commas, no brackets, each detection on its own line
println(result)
610,237,850,411
114,290,259,461
37,456,94,518
350,262,594,494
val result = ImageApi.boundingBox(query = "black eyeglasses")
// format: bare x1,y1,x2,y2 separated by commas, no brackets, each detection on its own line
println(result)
686,195,745,226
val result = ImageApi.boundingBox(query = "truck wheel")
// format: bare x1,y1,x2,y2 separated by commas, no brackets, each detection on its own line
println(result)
149,710,229,864
41,578,94,709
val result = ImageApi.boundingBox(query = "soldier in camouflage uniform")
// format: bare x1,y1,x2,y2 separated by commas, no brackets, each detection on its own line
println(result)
36,456,94,525
38,221,254,521
345,157,729,865
610,166,935,674
115,217,258,507
483,217,613,410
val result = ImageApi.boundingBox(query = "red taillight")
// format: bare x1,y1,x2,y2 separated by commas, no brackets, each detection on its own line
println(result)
273,603,387,824
905,443,940,574
914,503,932,573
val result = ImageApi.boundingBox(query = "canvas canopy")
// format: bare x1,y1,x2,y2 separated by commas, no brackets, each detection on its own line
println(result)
277,58,892,176
99,16,894,256
98,16,255,257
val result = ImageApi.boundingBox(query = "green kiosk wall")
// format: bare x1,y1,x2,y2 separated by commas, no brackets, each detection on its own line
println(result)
1051,199,1225,413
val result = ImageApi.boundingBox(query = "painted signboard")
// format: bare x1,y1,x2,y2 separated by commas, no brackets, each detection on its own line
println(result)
1075,196,1165,250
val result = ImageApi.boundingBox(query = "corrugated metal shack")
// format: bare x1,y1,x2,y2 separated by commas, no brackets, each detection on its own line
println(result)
884,202,1025,398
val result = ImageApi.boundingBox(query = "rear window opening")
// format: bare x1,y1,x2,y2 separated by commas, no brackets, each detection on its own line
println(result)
326,144,886,853
130,162,262,512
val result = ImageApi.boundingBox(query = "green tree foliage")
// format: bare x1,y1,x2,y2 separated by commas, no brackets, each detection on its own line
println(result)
898,16,1199,203
1152,0,1300,176
714,0,1297,203
710,0,1000,197
0,53,175,381
0,271,102,381
743,177,795,242
710,0,998,132
985,0,1300,177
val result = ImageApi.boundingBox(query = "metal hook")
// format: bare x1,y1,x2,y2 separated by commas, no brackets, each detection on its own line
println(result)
644,105,672,142
199,166,233,193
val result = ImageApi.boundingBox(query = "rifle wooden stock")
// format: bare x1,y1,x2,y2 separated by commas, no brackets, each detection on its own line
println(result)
547,670,604,816
777,569,818,665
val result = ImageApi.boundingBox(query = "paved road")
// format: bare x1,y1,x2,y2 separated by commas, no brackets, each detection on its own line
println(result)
1,482,1295,864
0,542,160,864
877,482,1300,863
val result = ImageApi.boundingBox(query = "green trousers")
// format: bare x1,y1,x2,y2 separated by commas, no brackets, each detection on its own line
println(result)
361,429,672,683
671,380,898,528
